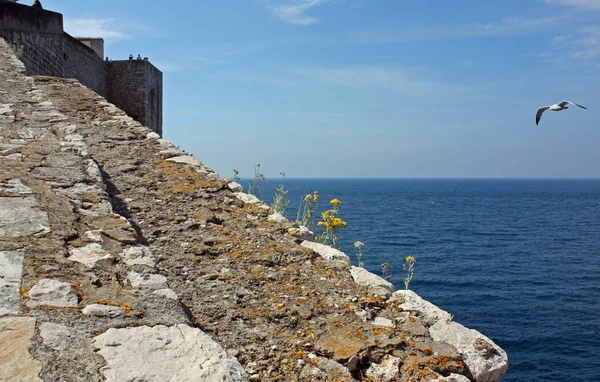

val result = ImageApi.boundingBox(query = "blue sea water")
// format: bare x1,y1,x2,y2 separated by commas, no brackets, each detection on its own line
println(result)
257,178,600,382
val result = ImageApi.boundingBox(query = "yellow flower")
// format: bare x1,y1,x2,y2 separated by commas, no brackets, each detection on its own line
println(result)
330,198,342,206
314,191,320,201
405,256,416,263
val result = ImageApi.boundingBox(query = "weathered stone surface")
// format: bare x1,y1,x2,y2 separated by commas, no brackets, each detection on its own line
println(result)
288,226,315,241
0,179,33,195
430,321,508,382
153,288,178,300
26,279,78,308
0,317,42,381
38,322,71,350
234,192,261,205
350,266,395,297
365,355,401,381
82,230,103,242
300,241,351,264
88,214,138,244
227,181,243,192
395,290,508,382
165,155,202,166
146,131,161,140
68,243,114,268
93,324,248,382
122,246,155,267
156,148,184,159
0,251,25,316
127,271,167,289
392,289,452,326
373,316,394,328
82,304,125,318
432,374,471,382
267,212,287,223
0,197,51,237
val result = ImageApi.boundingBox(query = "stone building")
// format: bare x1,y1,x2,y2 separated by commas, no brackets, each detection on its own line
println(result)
0,0,162,135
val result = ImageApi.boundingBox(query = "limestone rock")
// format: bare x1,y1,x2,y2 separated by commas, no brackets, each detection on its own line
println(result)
38,322,71,350
82,304,125,318
234,192,261,205
300,241,351,264
156,148,184,159
153,289,178,300
122,246,156,267
365,355,401,381
392,289,452,326
0,317,42,381
373,316,394,328
146,131,161,140
227,182,243,192
68,243,114,268
165,155,202,166
0,251,25,316
432,374,471,382
267,212,287,223
288,226,315,241
350,266,394,297
82,230,103,243
127,271,168,289
0,179,33,195
26,278,78,308
429,321,508,382
394,290,508,382
0,197,51,237
93,324,248,382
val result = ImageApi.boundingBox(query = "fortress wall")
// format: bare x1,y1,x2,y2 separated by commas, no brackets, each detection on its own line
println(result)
63,33,107,97
144,62,163,135
107,60,162,135
0,1,107,97
0,29,64,76
0,0,62,34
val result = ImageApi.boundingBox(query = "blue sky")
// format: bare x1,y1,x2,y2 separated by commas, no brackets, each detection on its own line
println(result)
42,0,600,178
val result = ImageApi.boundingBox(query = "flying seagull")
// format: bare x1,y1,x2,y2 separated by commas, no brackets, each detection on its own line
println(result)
536,100,587,125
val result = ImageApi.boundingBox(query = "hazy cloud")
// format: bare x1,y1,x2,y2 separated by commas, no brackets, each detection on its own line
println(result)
268,0,330,25
63,18,127,41
349,15,559,44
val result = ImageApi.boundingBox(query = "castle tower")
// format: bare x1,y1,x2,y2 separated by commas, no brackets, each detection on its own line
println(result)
106,60,163,136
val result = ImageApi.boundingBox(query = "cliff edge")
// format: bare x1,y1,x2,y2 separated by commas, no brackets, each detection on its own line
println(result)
0,38,508,381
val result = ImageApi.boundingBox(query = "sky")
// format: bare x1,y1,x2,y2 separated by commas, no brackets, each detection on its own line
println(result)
39,0,600,178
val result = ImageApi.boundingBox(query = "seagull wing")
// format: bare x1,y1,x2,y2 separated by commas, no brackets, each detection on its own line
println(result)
536,106,550,125
564,100,587,109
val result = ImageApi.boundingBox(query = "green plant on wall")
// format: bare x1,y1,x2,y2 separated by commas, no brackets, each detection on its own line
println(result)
11,43,24,59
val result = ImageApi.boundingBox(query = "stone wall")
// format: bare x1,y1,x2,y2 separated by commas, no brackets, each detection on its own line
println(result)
0,29,64,77
144,62,163,135
63,34,107,96
0,1,107,96
107,60,163,135
0,0,162,134
0,35,507,382
0,0,62,34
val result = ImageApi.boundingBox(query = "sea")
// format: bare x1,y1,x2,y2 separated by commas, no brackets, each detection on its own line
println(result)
254,178,600,382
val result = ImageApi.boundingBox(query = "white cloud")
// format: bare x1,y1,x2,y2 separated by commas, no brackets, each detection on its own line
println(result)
63,18,127,41
348,15,560,44
268,0,330,25
544,0,600,10
553,26,600,60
